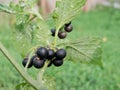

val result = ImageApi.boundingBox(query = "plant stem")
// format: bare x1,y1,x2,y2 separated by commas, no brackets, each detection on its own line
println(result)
0,42,45,90
54,26,60,47
37,61,50,90
25,51,34,71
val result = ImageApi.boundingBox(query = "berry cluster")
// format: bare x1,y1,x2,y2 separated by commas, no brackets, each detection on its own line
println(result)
22,47,67,69
51,22,73,39
22,22,73,69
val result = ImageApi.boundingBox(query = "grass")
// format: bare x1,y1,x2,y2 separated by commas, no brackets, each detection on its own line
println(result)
0,6,120,90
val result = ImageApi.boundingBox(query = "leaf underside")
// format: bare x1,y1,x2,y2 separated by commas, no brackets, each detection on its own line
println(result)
53,0,86,28
64,37,103,67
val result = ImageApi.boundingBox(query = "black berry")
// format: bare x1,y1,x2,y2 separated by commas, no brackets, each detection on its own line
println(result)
64,24,73,32
22,57,33,68
31,55,37,61
55,49,66,59
37,47,48,59
51,29,56,36
47,49,55,59
53,59,63,67
33,58,45,68
58,31,67,39
65,22,71,26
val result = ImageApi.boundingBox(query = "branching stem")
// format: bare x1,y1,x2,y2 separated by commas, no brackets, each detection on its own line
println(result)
0,42,46,90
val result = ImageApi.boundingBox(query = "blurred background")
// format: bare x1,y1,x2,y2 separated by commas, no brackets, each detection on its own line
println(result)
0,0,120,90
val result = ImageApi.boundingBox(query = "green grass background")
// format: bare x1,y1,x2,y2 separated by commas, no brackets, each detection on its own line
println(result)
0,6,120,90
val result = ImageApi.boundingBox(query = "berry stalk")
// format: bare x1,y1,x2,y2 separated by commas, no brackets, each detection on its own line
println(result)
37,60,50,84
54,26,61,47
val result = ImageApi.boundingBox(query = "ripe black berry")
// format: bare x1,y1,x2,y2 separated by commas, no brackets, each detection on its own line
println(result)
51,29,56,36
47,49,55,59
53,59,63,67
55,49,66,59
31,55,37,61
65,22,71,26
33,58,45,68
64,24,73,32
37,47,48,59
58,31,67,39
22,57,33,68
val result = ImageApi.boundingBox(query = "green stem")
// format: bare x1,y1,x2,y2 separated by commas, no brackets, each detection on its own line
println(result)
0,42,45,90
54,26,60,47
25,51,34,71
37,61,50,90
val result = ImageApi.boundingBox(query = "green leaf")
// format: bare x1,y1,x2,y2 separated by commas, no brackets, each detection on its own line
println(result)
34,20,51,46
15,14,30,31
64,37,103,67
0,4,15,13
11,30,34,57
53,0,86,28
